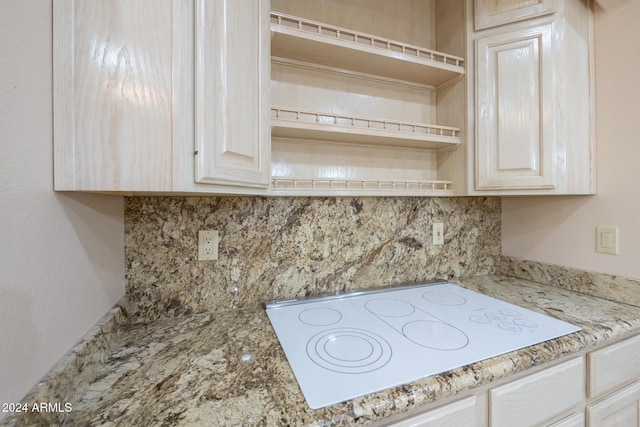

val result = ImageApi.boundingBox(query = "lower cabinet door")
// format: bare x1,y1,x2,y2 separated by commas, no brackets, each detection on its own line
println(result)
587,380,640,427
390,396,480,427
548,412,584,427
489,357,585,427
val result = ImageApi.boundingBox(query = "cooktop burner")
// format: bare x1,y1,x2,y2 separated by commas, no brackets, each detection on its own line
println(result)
307,328,392,374
265,281,580,409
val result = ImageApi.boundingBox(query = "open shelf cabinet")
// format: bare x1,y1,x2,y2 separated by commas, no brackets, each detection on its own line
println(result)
270,12,464,86
269,0,467,197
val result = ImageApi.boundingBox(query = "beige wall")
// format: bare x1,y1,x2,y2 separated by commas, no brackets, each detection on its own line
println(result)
0,0,125,407
1,0,636,411
502,0,640,280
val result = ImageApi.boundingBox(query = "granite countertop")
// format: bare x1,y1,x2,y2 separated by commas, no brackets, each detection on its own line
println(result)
5,274,640,426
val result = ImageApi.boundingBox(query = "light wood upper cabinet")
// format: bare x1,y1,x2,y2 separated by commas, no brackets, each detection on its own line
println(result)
54,0,174,192
475,22,557,190
194,0,270,188
54,0,270,194
468,0,595,195
54,0,594,197
475,0,555,30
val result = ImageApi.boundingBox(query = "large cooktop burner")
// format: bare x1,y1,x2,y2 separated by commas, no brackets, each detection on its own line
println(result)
266,281,580,409
307,328,392,374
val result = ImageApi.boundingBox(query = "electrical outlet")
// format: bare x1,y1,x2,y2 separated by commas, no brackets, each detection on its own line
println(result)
198,230,218,261
433,223,444,245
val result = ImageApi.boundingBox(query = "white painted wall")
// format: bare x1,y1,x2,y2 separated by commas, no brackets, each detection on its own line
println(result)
502,0,640,280
0,0,125,409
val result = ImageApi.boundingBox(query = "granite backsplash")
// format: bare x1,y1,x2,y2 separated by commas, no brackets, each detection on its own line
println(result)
123,197,501,322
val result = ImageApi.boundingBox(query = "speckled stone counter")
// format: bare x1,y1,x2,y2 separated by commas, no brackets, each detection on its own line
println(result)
5,275,640,426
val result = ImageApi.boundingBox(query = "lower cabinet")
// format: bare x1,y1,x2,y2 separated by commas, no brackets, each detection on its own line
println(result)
389,358,584,427
586,381,640,427
586,333,640,427
390,396,482,427
548,413,585,427
489,357,584,427
388,334,640,427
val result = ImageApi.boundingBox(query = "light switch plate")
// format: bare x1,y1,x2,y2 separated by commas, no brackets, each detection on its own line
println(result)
596,226,618,255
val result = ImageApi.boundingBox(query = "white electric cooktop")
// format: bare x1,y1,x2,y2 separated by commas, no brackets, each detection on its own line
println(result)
265,281,580,409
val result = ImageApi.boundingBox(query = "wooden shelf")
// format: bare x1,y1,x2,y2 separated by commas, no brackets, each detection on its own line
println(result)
270,12,465,87
271,107,461,150
268,5,466,197
270,178,453,196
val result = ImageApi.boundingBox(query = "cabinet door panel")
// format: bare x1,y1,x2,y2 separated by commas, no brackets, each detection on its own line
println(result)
587,380,640,427
475,22,556,190
548,412,584,427
588,334,640,397
475,0,555,30
389,396,480,427
489,358,584,427
54,0,174,191
194,0,270,188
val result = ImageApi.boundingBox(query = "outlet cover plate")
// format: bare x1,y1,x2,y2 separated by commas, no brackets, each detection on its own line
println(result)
198,230,219,261
433,223,444,245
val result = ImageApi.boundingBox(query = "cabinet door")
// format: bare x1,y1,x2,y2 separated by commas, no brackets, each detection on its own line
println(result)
587,380,640,427
54,0,175,192
548,412,584,427
389,396,482,427
475,21,556,191
475,0,555,30
194,0,270,188
489,358,585,427
588,334,640,397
